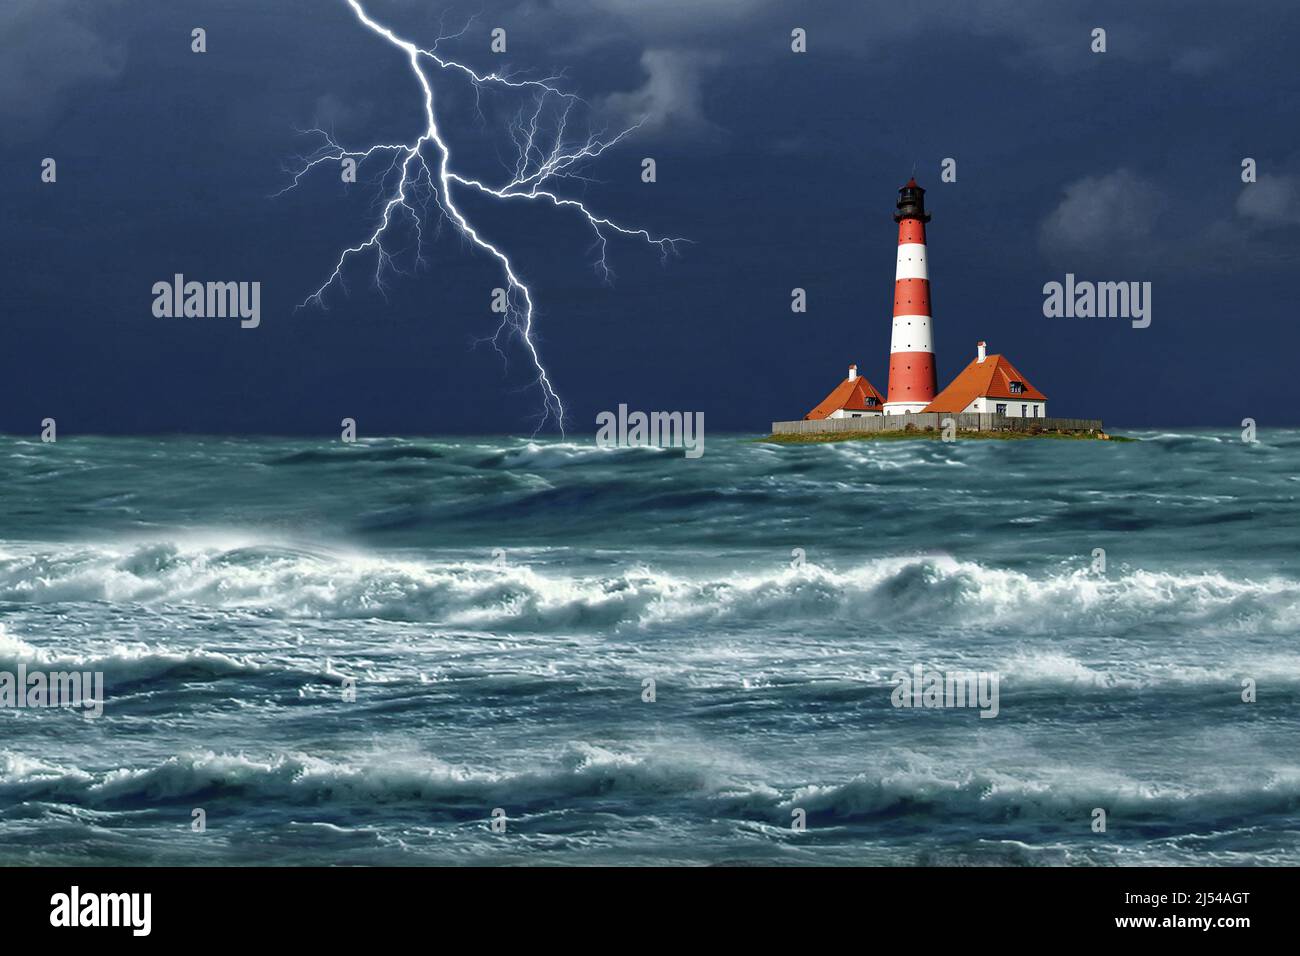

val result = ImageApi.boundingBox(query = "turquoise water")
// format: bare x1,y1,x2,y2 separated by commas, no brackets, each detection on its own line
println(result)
1,431,1297,864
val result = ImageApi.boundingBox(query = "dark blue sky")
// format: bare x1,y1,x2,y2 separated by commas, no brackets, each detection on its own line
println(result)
4,0,1300,434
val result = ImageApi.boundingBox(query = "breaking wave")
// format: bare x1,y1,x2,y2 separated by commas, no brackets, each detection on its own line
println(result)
0,745,711,812
4,746,1298,830
1,541,1296,636
0,622,330,690
774,767,1300,825
0,625,261,685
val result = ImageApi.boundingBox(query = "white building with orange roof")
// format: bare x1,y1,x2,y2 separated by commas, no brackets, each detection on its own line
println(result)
805,364,886,420
923,342,1047,418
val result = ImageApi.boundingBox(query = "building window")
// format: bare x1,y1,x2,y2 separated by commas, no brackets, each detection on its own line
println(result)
1021,404,1027,417
996,403,1007,416
1010,382,1024,394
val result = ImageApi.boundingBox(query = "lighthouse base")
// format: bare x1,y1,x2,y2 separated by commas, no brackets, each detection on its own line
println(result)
882,402,930,416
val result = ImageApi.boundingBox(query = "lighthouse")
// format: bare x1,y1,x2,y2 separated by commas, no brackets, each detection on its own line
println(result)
781,178,1084,437
884,178,938,415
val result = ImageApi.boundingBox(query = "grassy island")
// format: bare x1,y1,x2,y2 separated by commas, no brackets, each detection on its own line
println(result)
759,429,1135,444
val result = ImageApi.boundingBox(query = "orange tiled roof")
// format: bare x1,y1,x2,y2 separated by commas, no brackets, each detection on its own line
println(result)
806,374,886,419
922,354,1047,413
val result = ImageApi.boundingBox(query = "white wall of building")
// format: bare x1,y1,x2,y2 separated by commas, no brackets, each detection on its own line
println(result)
963,397,1047,417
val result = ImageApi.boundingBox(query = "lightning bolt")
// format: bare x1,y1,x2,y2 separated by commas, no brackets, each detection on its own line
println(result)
277,0,687,434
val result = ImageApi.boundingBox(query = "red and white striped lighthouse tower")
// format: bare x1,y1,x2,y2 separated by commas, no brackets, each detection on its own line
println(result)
884,178,938,414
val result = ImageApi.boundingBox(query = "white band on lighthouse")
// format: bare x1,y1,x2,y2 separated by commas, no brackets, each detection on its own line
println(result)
890,316,934,353
894,242,928,281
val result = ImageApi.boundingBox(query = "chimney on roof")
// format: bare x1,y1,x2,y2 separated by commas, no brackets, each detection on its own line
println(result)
848,363,857,381
977,341,987,363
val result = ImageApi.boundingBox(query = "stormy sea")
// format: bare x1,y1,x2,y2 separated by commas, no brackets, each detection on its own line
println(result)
1,431,1297,866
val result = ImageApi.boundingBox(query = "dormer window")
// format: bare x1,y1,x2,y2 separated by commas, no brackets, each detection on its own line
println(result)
1009,381,1024,394
865,397,878,407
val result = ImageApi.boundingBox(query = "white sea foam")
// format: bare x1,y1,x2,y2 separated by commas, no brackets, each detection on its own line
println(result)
2,542,1298,639
0,622,300,686
4,745,1298,828
0,743,713,809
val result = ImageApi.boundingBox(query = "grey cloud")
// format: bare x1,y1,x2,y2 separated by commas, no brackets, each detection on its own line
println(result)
1039,169,1162,259
1041,167,1300,274
599,49,723,139
0,0,127,137
1236,175,1300,227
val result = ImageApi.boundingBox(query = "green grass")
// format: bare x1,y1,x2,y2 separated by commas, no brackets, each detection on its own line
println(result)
758,429,1135,444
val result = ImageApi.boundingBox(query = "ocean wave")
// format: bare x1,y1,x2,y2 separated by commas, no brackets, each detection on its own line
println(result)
1142,432,1226,443
0,624,297,687
244,438,671,472
822,443,969,470
750,651,1300,700
775,766,1300,825
2,543,1298,636
0,744,711,811
5,746,1298,830
987,650,1300,691
478,441,671,470
269,446,446,465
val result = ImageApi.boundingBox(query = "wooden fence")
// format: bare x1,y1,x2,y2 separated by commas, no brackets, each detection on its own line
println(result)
769,413,1103,435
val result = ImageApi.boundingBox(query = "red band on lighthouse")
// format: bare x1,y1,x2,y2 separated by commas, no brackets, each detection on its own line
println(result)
885,178,938,414
896,219,926,246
